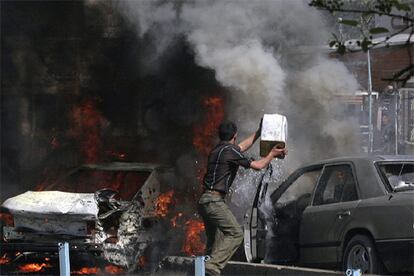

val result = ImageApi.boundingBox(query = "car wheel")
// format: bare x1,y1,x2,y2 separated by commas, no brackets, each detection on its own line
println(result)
343,234,384,274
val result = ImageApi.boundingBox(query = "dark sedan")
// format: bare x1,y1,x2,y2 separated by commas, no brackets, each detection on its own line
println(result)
244,155,414,274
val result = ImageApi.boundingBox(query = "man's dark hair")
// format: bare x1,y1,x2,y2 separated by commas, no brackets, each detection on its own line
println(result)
218,121,237,141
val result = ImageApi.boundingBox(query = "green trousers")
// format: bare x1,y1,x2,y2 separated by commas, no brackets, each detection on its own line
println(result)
198,192,244,275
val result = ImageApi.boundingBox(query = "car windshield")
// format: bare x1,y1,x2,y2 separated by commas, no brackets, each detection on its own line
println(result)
378,163,414,192
44,169,151,200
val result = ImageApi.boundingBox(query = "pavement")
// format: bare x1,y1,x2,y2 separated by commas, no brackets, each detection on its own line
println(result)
155,256,345,276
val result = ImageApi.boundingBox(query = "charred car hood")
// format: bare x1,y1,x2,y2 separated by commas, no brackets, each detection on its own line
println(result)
2,191,98,219
2,191,98,235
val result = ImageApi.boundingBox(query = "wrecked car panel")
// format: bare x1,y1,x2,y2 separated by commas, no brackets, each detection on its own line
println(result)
1,162,173,272
2,191,97,237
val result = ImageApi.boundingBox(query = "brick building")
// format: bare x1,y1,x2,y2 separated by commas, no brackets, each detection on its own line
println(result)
331,34,414,154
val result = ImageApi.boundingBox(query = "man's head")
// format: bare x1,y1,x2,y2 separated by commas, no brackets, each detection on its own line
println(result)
218,121,237,142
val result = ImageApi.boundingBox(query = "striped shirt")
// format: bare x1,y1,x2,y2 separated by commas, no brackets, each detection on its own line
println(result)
203,141,252,194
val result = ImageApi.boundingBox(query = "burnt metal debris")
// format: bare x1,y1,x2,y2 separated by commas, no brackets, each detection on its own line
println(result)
0,162,172,273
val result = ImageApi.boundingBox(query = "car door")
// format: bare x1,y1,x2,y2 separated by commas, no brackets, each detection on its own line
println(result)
244,167,273,263
300,163,360,267
244,165,322,263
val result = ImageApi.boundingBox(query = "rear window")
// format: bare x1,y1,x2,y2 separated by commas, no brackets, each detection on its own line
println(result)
45,169,151,200
377,162,414,192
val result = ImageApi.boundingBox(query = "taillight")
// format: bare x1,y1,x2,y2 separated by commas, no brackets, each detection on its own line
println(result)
0,212,14,227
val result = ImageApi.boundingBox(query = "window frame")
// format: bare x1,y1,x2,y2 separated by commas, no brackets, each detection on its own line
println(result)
311,162,360,206
375,161,414,192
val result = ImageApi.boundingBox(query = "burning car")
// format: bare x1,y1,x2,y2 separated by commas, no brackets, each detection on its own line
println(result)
244,155,414,275
0,162,175,274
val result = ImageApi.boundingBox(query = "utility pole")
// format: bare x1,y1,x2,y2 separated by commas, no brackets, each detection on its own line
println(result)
393,83,399,154
367,50,373,153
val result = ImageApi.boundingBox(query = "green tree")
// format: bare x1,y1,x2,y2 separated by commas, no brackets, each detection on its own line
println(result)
310,0,413,84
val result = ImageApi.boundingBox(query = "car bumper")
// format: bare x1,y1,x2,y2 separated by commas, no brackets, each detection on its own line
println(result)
1,241,103,253
376,238,414,273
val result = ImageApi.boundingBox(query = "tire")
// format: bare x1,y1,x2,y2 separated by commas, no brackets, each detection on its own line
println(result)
343,234,385,274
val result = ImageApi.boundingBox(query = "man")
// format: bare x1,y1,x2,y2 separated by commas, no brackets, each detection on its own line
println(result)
198,121,287,276
375,113,396,154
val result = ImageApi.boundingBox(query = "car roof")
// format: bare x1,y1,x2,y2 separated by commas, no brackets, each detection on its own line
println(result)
296,155,413,199
79,162,168,171
302,155,414,167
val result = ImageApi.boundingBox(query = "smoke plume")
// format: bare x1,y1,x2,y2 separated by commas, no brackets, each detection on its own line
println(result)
115,0,361,216
117,0,360,164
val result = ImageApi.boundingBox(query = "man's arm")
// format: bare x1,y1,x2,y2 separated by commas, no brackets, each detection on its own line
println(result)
238,129,260,152
250,147,287,170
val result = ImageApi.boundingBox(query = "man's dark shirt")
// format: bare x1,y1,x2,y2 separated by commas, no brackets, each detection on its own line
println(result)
203,141,252,194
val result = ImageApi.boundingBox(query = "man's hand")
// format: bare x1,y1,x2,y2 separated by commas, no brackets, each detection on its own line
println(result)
250,145,288,170
270,146,288,158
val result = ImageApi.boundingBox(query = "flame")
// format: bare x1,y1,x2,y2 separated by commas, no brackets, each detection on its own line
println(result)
0,213,13,226
69,99,105,163
18,263,51,273
182,219,206,256
193,96,225,187
171,212,183,228
193,97,225,157
155,190,174,217
0,254,10,265
72,267,98,275
105,264,124,274
138,255,147,268
105,150,127,160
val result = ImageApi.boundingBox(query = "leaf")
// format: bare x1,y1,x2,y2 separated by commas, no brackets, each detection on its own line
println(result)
395,2,411,11
337,44,346,55
329,40,337,47
369,27,390,34
361,39,372,51
338,19,358,26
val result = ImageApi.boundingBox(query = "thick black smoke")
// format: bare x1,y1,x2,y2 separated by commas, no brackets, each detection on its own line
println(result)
0,1,227,201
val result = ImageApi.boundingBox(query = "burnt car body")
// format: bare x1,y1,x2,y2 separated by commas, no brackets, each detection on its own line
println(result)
244,155,414,274
0,162,173,272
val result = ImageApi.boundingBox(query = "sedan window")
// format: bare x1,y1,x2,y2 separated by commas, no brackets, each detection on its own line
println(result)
313,165,358,205
378,163,414,192
278,169,321,204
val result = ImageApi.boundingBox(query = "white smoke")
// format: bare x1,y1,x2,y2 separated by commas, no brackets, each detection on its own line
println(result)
115,0,362,216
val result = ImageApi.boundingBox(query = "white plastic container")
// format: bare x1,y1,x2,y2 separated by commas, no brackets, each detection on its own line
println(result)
260,114,288,157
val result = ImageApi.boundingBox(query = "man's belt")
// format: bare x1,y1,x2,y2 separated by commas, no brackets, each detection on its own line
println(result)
204,189,226,196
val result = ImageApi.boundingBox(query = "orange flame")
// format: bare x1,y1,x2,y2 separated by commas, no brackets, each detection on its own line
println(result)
18,263,51,273
182,219,206,256
0,254,10,265
138,255,147,268
193,97,225,157
105,264,124,274
171,212,183,228
193,96,225,187
69,99,105,163
72,267,98,275
0,213,13,226
105,150,127,160
155,190,174,217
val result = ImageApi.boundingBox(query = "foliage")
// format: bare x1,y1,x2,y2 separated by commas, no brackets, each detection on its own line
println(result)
309,0,413,82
